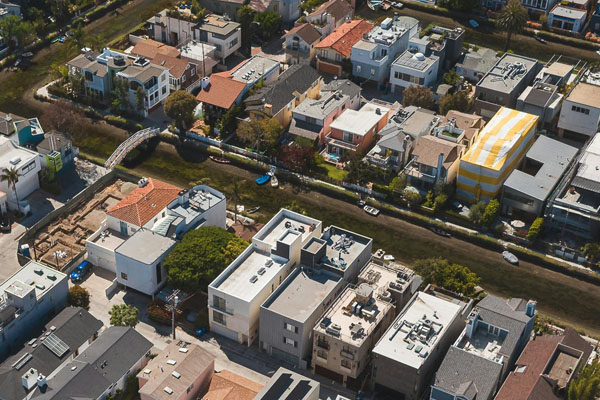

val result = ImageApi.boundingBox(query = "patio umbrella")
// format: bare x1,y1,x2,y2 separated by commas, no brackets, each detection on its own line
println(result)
511,220,526,229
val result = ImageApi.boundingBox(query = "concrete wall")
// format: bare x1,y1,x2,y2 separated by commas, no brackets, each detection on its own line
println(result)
558,99,600,137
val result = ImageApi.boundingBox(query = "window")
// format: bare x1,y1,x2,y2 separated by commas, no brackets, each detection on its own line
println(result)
182,74,186,83
283,337,297,347
317,349,327,360
571,105,590,115
21,161,36,174
341,359,352,370
213,295,226,310
488,324,500,336
161,74,166,81
85,71,93,81
343,132,353,142
356,65,361,73
381,49,387,57
321,50,327,58
229,38,238,48
284,322,298,333
213,311,226,325
370,68,375,77
121,272,128,280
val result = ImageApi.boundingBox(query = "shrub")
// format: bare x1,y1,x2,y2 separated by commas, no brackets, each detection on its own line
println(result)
403,188,423,206
68,285,90,310
423,190,434,208
105,115,127,127
433,192,449,213
527,217,544,241
481,199,500,226
469,201,486,225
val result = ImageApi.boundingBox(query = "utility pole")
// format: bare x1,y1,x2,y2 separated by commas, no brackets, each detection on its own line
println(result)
166,290,182,340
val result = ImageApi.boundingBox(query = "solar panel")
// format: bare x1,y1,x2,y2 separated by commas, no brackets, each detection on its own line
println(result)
42,333,69,358
285,380,312,400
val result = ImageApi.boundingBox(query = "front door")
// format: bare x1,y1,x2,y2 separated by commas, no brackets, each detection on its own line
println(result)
120,221,128,236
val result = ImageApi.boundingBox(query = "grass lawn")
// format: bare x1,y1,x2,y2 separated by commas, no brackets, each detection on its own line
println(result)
317,161,348,182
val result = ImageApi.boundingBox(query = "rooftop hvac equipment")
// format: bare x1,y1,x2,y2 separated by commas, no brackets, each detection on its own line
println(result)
257,268,266,276
249,275,258,283
265,259,273,268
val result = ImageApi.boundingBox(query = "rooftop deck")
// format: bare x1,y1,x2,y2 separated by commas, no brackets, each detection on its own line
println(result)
456,327,505,364
253,209,321,249
88,228,127,251
322,226,371,272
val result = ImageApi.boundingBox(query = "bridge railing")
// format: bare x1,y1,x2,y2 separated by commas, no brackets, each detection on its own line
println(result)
105,127,160,170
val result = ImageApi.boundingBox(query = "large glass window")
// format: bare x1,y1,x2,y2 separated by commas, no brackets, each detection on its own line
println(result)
213,311,226,325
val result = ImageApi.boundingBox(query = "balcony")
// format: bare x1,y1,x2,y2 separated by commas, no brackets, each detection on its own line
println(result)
327,137,358,152
404,159,436,184
316,340,330,350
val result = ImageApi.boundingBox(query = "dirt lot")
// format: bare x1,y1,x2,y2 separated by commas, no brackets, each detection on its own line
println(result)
30,180,136,270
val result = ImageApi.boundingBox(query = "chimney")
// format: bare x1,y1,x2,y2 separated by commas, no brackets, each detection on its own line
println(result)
402,136,409,165
36,373,47,388
394,12,398,21
22,369,38,390
525,300,536,318
201,76,210,90
376,107,381,115
436,153,444,182
178,189,189,205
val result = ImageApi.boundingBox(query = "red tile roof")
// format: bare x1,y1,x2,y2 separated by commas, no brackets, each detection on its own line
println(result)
107,178,181,227
196,75,246,110
315,19,373,58
131,39,180,60
200,370,262,400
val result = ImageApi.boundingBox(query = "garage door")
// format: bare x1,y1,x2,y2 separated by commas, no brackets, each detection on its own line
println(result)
315,365,344,384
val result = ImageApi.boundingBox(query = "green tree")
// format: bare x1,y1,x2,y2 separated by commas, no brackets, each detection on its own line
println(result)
112,76,130,111
165,90,197,133
236,5,255,55
438,90,471,115
568,360,600,400
49,0,71,26
299,0,327,12
135,87,146,114
481,199,500,226
163,227,249,292
424,190,434,208
413,257,480,297
232,179,241,223
236,118,282,153
68,285,90,310
581,243,600,264
0,16,23,50
217,105,242,134
403,188,423,206
1,167,20,213
109,304,139,327
527,217,544,241
496,0,528,51
286,200,307,215
224,236,249,264
442,70,461,86
71,24,87,51
402,85,435,110
391,174,407,193
69,72,85,99
253,11,282,40
433,192,449,213
469,201,486,225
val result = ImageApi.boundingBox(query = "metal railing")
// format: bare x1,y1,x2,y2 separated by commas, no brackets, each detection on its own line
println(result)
105,127,160,170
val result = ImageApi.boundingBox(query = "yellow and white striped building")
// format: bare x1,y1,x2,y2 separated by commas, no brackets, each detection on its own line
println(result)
457,107,538,203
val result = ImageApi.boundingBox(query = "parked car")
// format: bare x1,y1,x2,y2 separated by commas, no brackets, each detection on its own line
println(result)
469,19,479,28
70,260,91,282
533,35,546,44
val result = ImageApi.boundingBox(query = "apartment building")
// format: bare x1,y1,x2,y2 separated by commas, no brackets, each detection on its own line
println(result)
372,290,472,400
431,295,536,400
474,53,541,118
315,20,373,76
208,209,323,346
0,262,68,360
558,77,600,140
351,15,418,87
0,136,41,211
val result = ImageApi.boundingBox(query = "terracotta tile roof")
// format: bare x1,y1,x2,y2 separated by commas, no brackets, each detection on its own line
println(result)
315,19,373,58
196,75,246,110
200,370,262,400
282,23,321,45
107,178,181,227
131,39,180,60
308,0,353,20
152,54,194,78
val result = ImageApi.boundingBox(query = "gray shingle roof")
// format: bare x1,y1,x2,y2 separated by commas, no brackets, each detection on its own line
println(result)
434,347,503,400
245,65,320,115
0,307,103,400
321,79,361,99
376,131,410,153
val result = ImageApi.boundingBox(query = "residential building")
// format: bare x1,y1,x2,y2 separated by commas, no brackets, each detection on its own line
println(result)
390,48,439,93
196,75,247,119
244,64,322,127
474,53,541,118
289,80,361,145
502,135,578,218
211,54,280,96
306,0,353,37
254,367,320,400
138,343,214,400
430,295,537,400
495,327,593,400
351,15,418,87
0,1,20,19
547,132,600,240
35,131,78,178
208,209,323,346
0,111,26,137
67,49,170,116
405,135,464,192
30,327,153,400
325,102,392,158
372,290,472,400
437,110,485,149
2,114,44,145
146,12,241,62
0,307,103,400
457,107,539,203
456,47,500,83
0,262,68,360
591,3,600,32
0,136,41,211
315,20,373,76
194,14,241,62
260,266,344,368
283,24,321,65
200,369,263,400
365,106,439,171
548,4,587,32
421,26,465,73
520,0,558,15
516,80,563,127
114,229,176,296
558,79,600,140
311,281,395,387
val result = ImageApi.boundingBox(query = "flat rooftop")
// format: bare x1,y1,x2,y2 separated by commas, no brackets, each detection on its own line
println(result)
253,209,321,249
456,324,505,363
0,262,66,300
263,267,341,323
478,53,538,94
115,229,175,264
212,246,287,302
231,55,279,85
359,262,420,293
329,102,389,137
293,90,348,121
546,349,580,388
393,50,438,71
167,185,225,225
322,226,371,272
254,367,319,400
196,14,240,35
88,228,127,251
566,82,600,109
373,292,463,368
315,284,393,346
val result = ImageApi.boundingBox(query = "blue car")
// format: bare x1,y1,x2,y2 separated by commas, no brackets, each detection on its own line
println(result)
70,261,91,282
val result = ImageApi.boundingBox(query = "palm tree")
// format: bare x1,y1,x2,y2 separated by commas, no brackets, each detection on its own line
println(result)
496,0,529,51
1,167,20,213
